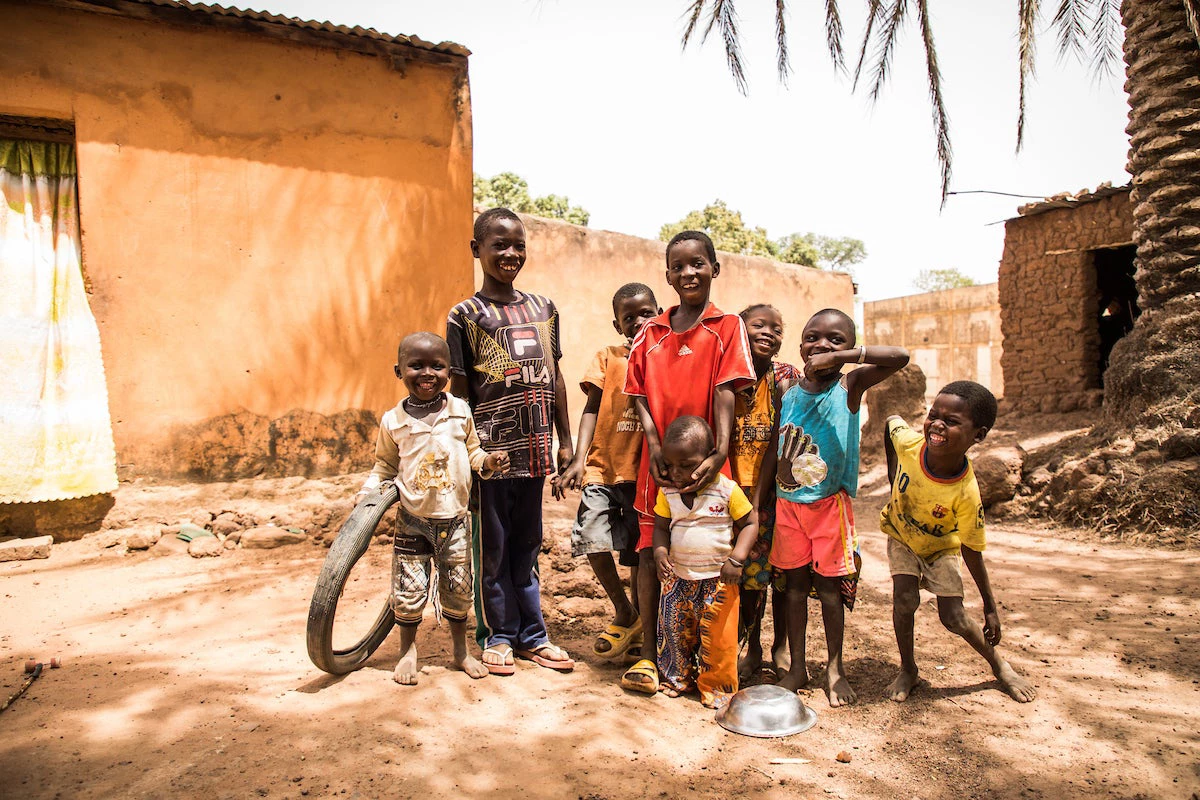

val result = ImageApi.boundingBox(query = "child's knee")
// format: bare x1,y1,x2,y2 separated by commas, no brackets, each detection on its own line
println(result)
892,585,921,617
812,574,841,606
937,599,970,633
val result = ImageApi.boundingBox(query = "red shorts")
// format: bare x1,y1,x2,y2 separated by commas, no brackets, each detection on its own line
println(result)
636,512,655,551
770,491,857,577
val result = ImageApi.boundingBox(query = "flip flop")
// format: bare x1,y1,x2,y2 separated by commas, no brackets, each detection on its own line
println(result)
515,643,575,672
481,644,515,676
593,618,644,659
620,658,659,695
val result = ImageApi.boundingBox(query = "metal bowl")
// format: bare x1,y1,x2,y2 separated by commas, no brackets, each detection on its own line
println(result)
715,684,818,738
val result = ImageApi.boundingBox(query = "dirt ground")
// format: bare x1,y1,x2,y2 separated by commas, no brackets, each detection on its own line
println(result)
1,468,1197,800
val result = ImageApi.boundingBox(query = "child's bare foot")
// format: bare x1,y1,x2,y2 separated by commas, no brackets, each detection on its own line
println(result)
393,643,419,685
776,665,810,693
454,652,489,680
825,667,856,707
995,659,1036,703
659,685,682,698
771,642,791,674
738,644,763,681
888,667,921,701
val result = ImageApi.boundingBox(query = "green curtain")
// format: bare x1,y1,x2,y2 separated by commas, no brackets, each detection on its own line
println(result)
0,138,117,503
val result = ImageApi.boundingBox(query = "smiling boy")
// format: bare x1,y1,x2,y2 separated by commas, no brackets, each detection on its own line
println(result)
882,380,1036,703
447,208,574,675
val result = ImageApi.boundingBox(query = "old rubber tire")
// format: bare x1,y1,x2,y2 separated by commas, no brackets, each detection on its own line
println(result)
306,484,399,674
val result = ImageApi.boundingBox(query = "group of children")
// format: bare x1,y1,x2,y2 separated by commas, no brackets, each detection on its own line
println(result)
357,207,1035,709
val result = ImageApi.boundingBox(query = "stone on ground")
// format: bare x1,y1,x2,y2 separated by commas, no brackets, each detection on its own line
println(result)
973,445,1026,507
0,534,52,561
188,536,223,558
240,525,307,549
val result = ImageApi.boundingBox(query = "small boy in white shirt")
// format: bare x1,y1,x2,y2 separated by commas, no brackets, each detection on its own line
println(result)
359,332,509,685
652,416,758,707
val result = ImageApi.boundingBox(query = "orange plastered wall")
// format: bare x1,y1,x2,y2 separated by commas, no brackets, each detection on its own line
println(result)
0,3,474,461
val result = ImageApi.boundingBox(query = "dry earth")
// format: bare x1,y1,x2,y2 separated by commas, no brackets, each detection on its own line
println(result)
1,471,1197,800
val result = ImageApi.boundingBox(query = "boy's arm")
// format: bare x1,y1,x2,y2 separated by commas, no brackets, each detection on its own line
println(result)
806,346,910,413
652,512,673,582
446,312,472,401
679,381,736,493
450,374,469,400
633,395,668,486
752,392,784,509
552,365,573,477
961,546,1001,646
884,415,904,486
720,509,759,585
559,385,602,493
359,420,400,497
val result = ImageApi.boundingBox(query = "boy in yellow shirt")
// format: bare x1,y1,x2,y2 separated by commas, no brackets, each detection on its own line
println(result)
882,381,1035,704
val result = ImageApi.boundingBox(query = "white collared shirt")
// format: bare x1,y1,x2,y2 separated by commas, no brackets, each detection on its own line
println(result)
361,395,491,519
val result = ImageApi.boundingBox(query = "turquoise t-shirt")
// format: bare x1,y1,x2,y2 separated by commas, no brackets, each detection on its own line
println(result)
776,379,861,504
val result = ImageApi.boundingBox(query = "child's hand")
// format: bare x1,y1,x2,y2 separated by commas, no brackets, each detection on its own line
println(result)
983,608,1002,646
556,444,574,476
654,547,674,582
719,559,742,585
803,351,844,381
678,451,723,494
649,446,671,487
484,451,510,477
558,460,585,494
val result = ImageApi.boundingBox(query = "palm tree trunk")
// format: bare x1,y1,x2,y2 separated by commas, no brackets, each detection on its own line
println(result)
1103,0,1200,428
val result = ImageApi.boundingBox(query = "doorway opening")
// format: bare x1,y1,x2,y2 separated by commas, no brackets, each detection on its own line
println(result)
1093,244,1139,388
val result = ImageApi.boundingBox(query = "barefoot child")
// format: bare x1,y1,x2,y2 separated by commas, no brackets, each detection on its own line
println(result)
447,208,574,675
652,417,759,707
621,231,756,694
731,304,801,681
358,332,511,685
882,381,1036,704
771,309,909,706
558,283,661,661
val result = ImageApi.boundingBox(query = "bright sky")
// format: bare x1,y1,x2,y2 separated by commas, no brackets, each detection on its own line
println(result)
262,1,1130,301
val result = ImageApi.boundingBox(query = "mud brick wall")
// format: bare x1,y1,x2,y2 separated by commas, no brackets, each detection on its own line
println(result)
998,192,1134,414
864,283,1002,402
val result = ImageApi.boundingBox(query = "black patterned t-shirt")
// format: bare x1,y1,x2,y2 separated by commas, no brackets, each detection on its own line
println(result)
446,291,561,478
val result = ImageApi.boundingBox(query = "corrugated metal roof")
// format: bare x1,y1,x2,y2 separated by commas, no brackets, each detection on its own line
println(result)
62,0,470,57
1015,182,1130,219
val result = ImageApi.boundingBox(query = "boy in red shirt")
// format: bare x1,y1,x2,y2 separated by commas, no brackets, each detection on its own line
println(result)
620,230,756,693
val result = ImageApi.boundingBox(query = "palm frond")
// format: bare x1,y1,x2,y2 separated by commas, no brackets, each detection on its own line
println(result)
680,0,706,47
824,0,846,75
709,0,748,95
869,0,911,103
1184,0,1200,52
775,0,792,82
853,0,886,89
1086,0,1122,80
1017,0,1041,151
915,0,952,205
1049,0,1089,62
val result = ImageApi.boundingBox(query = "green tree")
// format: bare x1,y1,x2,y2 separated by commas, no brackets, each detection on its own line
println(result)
659,200,778,258
680,1,1200,527
913,268,976,292
776,232,866,272
473,171,590,226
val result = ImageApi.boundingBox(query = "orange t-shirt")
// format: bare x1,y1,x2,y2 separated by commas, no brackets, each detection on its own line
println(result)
581,345,642,485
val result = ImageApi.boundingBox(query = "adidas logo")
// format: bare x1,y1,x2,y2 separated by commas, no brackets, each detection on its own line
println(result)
678,344,694,356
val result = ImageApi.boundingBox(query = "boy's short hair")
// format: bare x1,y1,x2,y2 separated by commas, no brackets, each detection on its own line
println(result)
662,415,715,452
808,307,856,340
938,381,998,429
665,230,716,264
397,331,449,362
740,303,779,322
473,207,522,242
612,282,656,315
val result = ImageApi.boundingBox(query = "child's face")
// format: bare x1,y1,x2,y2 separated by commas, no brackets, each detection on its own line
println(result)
471,217,527,285
744,307,784,362
665,239,719,307
800,312,855,377
662,436,709,488
924,393,987,457
394,339,451,402
613,293,659,341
